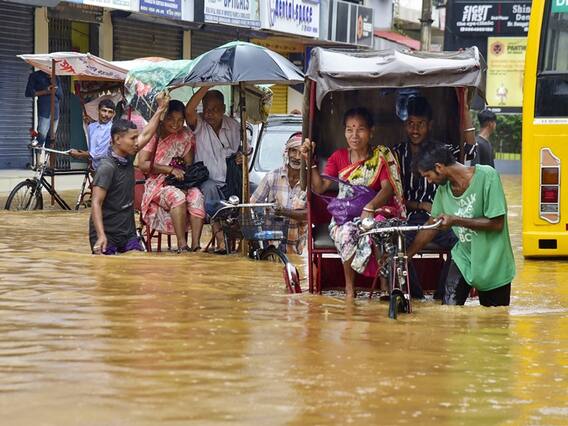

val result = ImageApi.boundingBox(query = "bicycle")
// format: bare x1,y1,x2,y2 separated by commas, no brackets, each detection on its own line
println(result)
4,134,92,211
211,197,302,294
359,217,442,319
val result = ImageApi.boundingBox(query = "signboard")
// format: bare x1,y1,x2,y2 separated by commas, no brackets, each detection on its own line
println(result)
449,1,531,36
329,0,373,47
203,0,261,28
259,0,320,38
552,0,568,13
140,0,182,19
486,36,527,112
83,0,136,12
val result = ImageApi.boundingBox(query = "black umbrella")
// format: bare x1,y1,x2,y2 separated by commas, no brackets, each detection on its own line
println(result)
171,41,305,217
174,41,304,86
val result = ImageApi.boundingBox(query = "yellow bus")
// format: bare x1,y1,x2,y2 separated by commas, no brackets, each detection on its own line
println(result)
522,0,568,256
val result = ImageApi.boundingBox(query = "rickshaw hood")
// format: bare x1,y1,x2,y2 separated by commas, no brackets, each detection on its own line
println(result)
306,47,485,108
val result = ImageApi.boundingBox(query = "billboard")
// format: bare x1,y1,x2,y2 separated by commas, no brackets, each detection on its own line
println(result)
259,0,320,38
329,0,373,47
486,36,527,112
139,0,182,19
448,1,531,37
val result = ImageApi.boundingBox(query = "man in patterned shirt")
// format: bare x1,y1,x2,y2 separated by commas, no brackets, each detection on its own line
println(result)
392,96,478,298
250,132,307,254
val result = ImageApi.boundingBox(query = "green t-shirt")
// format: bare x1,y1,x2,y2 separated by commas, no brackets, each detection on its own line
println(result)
431,165,515,291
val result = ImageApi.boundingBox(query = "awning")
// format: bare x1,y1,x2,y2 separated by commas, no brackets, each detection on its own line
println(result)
306,47,485,108
18,52,167,81
374,31,420,51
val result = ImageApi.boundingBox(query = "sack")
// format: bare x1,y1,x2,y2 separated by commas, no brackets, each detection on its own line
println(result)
225,153,243,199
165,161,209,190
320,175,377,226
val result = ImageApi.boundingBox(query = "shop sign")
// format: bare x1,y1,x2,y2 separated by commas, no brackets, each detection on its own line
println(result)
260,0,320,38
203,0,261,28
486,36,526,112
552,0,568,13
82,0,137,12
449,1,531,36
140,0,182,19
329,0,373,47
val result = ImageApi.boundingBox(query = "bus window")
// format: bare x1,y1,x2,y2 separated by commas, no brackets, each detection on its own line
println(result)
535,4,568,117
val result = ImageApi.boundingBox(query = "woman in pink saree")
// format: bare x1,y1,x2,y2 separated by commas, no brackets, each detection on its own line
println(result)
138,100,205,252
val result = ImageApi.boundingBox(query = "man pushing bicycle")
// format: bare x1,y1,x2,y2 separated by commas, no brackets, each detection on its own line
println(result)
406,144,515,307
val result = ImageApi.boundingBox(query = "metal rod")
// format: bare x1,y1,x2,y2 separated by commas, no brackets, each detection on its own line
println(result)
239,82,249,256
361,219,442,236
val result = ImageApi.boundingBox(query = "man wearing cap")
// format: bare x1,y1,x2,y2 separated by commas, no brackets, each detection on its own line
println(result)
250,132,307,254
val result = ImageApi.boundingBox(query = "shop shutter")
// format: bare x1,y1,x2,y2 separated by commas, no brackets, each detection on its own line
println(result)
113,18,183,60
270,85,288,114
0,1,34,169
190,30,237,58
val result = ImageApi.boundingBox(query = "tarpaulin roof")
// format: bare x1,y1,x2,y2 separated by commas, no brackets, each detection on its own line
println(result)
18,52,167,81
306,47,485,108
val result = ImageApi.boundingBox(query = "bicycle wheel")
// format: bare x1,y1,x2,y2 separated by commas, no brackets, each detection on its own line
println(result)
282,263,302,294
388,289,407,320
5,180,43,211
259,245,288,264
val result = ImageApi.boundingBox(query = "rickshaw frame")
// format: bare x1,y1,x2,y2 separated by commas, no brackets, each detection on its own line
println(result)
301,46,486,296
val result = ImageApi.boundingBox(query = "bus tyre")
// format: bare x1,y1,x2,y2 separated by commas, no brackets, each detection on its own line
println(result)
5,180,43,211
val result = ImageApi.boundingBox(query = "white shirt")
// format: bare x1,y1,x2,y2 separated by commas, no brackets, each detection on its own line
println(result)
194,114,240,183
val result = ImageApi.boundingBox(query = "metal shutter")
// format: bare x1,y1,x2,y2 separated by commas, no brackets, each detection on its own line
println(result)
270,85,288,114
113,18,183,60
0,1,34,169
190,30,236,58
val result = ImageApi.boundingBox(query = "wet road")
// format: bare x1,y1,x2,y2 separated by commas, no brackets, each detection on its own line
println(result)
0,175,566,425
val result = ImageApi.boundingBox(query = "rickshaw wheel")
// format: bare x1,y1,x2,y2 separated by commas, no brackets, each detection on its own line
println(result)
5,179,43,211
282,263,302,294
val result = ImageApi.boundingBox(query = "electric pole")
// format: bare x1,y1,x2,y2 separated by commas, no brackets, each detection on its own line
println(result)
420,0,433,51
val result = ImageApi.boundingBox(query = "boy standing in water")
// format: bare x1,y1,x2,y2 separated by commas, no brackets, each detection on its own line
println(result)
407,144,515,306
90,98,168,255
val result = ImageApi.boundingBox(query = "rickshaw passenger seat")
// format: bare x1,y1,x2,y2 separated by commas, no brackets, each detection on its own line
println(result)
313,224,335,249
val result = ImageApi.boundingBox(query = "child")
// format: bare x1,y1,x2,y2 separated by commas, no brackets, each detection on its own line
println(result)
89,98,168,255
70,98,116,170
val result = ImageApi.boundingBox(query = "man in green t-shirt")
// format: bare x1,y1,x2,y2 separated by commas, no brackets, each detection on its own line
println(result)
407,144,515,306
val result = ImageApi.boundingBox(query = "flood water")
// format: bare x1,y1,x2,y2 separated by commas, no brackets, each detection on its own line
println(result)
0,175,566,425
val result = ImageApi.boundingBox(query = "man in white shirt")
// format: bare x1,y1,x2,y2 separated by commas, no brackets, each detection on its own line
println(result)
70,98,115,170
185,87,242,213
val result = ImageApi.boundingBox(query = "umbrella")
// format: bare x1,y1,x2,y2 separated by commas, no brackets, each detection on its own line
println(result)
171,41,305,216
174,41,304,86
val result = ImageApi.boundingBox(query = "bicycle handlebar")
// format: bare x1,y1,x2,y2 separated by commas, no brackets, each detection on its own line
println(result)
210,202,277,221
360,219,443,236
32,145,71,156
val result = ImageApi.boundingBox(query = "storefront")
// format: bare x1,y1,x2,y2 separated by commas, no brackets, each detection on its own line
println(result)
0,1,36,169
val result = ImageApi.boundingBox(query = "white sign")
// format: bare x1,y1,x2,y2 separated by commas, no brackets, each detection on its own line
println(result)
260,0,320,38
204,0,261,28
83,0,136,12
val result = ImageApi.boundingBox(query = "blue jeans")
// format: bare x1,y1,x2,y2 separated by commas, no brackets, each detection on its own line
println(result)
37,116,59,147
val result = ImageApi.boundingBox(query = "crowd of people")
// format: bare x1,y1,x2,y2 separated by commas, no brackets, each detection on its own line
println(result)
27,70,512,307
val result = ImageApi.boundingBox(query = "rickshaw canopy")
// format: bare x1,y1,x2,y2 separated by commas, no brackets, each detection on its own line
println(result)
18,52,167,81
306,47,485,108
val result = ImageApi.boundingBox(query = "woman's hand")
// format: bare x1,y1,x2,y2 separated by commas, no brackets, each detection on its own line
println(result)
171,168,185,181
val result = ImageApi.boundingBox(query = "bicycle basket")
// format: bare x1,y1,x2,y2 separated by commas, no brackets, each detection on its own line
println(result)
240,206,286,241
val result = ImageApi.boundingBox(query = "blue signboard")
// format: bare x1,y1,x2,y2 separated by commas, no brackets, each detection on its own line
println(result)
140,0,182,19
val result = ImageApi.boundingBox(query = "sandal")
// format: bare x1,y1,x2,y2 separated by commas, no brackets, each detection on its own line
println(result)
176,246,191,254
192,246,202,252
213,248,227,255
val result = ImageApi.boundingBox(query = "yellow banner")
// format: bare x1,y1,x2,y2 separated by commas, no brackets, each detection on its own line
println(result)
486,37,527,109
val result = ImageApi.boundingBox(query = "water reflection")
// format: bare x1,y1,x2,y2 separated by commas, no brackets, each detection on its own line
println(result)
0,175,566,425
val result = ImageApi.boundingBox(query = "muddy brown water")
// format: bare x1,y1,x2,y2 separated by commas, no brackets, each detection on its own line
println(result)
0,175,566,425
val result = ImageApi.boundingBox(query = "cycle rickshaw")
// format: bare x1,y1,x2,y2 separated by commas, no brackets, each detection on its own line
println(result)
301,47,485,316
4,52,164,211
